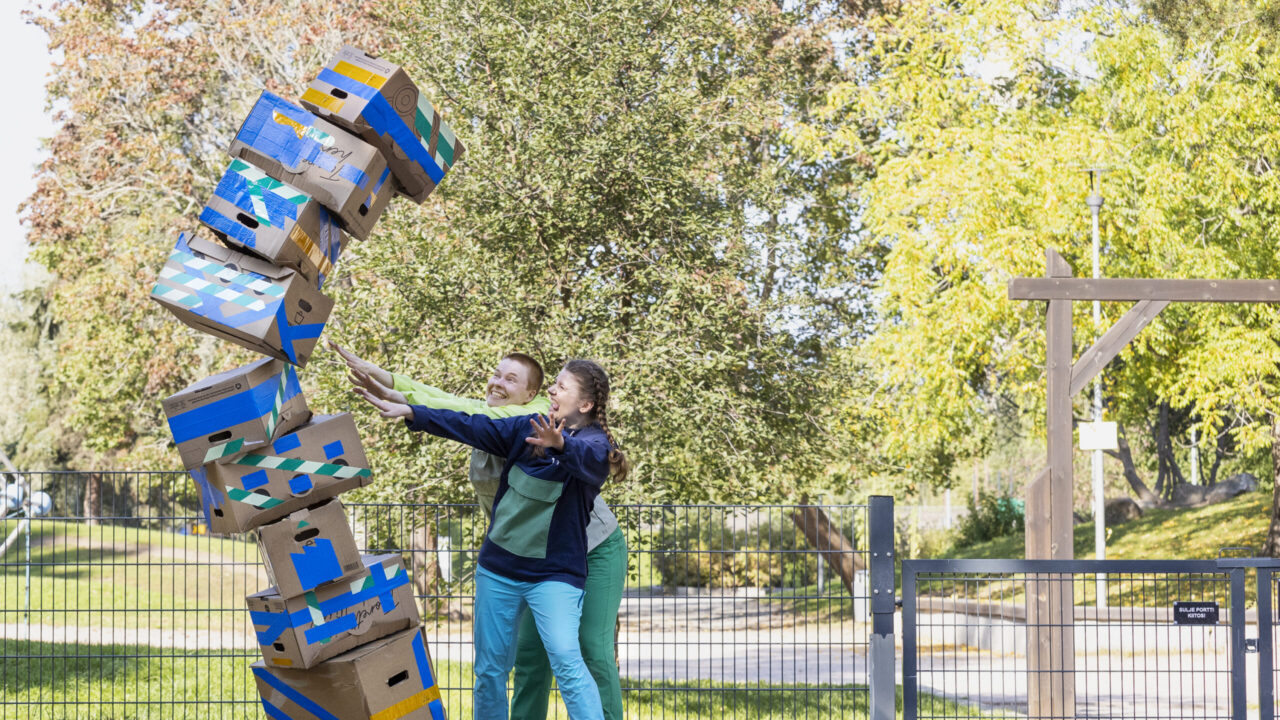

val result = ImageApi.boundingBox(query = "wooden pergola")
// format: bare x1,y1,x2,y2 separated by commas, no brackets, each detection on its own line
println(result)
1008,248,1280,716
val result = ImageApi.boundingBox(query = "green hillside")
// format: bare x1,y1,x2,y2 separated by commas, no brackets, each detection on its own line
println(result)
940,490,1274,560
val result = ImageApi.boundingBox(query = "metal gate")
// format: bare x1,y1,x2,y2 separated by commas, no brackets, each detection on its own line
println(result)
901,558,1280,720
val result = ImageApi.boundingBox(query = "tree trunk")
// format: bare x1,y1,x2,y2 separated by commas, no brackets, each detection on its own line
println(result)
1104,429,1162,507
83,472,102,527
1263,417,1280,557
790,503,864,597
409,517,441,616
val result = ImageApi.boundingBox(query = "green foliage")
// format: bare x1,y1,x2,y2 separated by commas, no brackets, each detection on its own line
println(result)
650,511,817,588
954,491,1026,549
791,0,1280,498
319,0,869,505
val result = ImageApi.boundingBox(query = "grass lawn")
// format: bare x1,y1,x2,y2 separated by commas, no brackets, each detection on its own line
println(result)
1,638,978,719
939,489,1273,561
921,490,1274,607
1,519,266,630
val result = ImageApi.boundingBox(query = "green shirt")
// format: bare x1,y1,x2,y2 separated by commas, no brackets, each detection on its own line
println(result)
391,373,620,550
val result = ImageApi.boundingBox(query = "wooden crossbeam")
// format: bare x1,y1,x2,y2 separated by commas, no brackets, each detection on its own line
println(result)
1010,277,1280,302
1069,300,1170,397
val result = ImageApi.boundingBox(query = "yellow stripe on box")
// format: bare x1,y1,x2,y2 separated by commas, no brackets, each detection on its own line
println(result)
334,60,387,89
288,225,334,278
271,658,293,667
301,87,344,113
369,686,442,720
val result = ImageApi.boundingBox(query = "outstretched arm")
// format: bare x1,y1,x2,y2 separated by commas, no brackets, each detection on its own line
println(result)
355,387,520,457
330,341,394,388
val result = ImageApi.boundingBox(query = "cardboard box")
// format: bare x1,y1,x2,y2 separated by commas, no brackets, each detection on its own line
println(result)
199,157,348,288
188,413,372,534
228,91,394,240
252,625,446,720
256,498,362,598
162,357,310,470
246,553,421,670
301,45,465,205
151,231,333,367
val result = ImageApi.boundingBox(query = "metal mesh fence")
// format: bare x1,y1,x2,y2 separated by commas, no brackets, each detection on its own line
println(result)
903,559,1240,720
1,471,872,719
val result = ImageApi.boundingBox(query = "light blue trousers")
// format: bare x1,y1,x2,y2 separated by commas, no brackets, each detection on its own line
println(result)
473,566,604,720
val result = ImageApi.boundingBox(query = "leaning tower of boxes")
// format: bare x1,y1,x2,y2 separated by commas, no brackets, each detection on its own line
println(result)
151,47,462,720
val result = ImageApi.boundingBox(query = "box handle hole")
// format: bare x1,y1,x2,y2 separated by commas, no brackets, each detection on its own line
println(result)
387,670,409,687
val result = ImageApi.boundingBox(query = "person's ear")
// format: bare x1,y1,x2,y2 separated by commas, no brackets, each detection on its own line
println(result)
579,400,595,416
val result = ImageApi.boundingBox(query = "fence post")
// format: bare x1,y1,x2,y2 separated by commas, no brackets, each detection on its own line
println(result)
868,495,895,720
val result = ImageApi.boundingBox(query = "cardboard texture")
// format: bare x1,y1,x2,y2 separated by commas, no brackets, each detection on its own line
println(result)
301,45,465,205
162,357,310,470
188,413,372,534
151,231,333,367
252,625,446,720
256,498,362,599
199,158,348,288
246,553,421,671
228,91,394,240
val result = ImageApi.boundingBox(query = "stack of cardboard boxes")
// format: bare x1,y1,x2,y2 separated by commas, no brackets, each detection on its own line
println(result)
151,46,464,720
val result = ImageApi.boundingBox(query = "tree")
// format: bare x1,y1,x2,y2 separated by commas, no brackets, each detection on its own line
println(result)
311,0,879,505
792,0,1280,530
21,0,383,472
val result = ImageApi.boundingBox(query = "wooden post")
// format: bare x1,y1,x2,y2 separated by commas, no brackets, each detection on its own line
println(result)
1009,255,1280,718
1027,249,1076,718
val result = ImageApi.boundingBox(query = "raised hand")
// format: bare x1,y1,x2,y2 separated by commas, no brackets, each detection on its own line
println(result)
329,341,394,388
353,386,412,419
525,414,565,452
348,368,408,404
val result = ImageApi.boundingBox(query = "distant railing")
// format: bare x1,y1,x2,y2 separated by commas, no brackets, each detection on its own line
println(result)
0,471,883,719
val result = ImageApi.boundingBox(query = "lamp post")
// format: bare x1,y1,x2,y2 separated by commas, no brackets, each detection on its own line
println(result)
1085,167,1108,605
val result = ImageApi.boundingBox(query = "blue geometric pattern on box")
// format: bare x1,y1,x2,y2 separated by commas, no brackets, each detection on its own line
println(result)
240,469,270,491
165,363,301,444
199,164,306,250
290,539,343,591
188,466,221,525
272,432,302,454
235,92,371,188
288,474,314,495
253,667,341,720
322,441,344,459
248,563,409,646
317,68,446,184
411,631,448,720
152,234,325,364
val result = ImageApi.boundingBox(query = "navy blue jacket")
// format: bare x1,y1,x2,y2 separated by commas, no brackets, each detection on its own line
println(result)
406,406,610,588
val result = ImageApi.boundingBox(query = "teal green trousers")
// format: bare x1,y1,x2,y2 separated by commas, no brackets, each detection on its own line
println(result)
510,528,628,720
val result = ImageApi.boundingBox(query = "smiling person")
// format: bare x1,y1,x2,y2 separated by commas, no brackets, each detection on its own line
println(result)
331,341,550,515
335,344,628,720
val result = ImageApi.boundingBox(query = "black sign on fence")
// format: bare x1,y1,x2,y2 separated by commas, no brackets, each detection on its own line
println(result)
1174,600,1220,625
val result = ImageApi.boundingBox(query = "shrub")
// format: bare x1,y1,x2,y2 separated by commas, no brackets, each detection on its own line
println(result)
650,510,818,589
954,491,1024,548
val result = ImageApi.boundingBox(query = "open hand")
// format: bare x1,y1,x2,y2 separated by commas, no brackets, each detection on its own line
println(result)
329,341,394,388
354,386,412,419
348,368,408,404
525,414,565,452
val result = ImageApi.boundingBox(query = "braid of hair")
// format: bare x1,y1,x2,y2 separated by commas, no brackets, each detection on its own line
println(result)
562,359,629,483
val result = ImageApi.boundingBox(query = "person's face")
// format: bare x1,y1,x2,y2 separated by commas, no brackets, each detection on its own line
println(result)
486,358,536,407
547,370,593,427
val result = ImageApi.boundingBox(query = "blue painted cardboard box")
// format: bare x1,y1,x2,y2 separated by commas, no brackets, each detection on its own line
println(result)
188,413,371,534
150,232,333,368
161,356,310,470
252,625,446,720
199,158,348,288
246,553,420,670
228,91,394,240
256,498,362,599
301,45,465,205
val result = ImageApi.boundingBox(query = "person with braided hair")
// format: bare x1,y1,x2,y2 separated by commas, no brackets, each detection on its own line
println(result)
356,357,628,720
